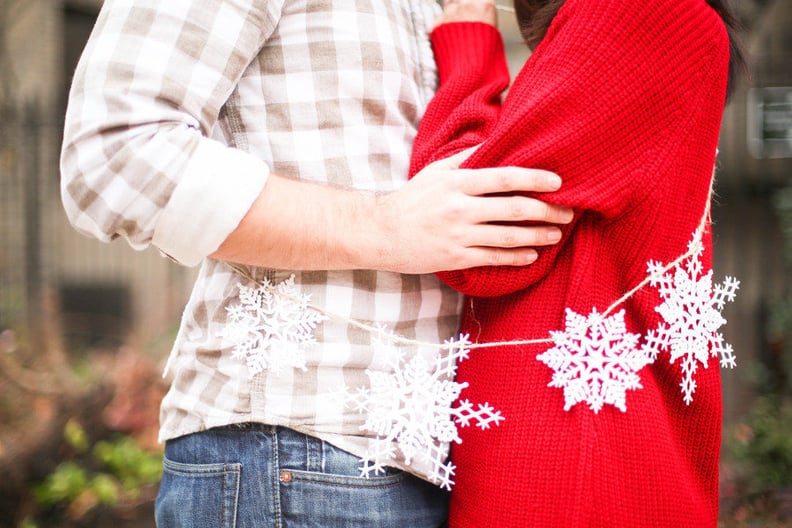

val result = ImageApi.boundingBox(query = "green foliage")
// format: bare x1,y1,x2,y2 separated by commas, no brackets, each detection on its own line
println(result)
63,418,89,453
93,436,162,494
90,473,121,505
730,397,792,493
773,186,792,264
33,461,90,507
32,421,161,514
771,187,792,394
725,186,792,497
17,518,39,528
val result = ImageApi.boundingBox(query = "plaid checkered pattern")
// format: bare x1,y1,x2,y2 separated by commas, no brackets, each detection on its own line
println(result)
61,0,463,481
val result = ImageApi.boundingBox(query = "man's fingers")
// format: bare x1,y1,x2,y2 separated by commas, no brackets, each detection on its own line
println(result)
394,156,574,273
458,166,562,196
469,223,564,248
462,247,539,268
457,224,562,251
467,195,574,225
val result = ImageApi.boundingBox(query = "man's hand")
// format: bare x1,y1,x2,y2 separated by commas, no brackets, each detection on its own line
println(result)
212,148,572,274
372,148,573,274
436,0,498,28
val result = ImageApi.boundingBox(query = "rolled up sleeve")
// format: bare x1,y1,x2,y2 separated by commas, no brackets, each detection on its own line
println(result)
60,0,282,266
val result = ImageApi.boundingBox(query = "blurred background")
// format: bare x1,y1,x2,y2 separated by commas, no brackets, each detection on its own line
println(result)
0,0,789,526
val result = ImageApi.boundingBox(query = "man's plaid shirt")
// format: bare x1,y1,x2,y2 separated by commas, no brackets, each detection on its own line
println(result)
61,0,462,481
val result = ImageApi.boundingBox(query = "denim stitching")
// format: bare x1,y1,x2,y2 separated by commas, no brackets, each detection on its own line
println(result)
224,463,241,528
309,435,321,473
271,428,282,528
220,464,227,528
286,469,407,489
162,458,240,476
305,434,313,472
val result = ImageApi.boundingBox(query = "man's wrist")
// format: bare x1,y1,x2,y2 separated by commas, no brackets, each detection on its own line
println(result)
332,188,399,272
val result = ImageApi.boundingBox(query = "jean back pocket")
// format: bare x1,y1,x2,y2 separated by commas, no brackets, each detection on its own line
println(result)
156,458,241,528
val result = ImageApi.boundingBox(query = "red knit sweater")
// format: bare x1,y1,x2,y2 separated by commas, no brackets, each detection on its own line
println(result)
409,0,730,526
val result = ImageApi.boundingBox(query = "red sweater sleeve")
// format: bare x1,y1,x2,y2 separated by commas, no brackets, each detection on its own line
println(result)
410,0,728,297
408,22,511,177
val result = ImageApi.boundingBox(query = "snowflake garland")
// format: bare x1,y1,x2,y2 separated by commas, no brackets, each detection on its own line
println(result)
537,309,651,413
220,275,327,377
219,227,740,488
342,331,504,490
643,237,739,404
536,234,739,412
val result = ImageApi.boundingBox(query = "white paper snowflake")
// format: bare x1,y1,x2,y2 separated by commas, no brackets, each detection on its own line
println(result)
343,332,503,490
221,275,327,377
537,308,651,413
644,237,739,404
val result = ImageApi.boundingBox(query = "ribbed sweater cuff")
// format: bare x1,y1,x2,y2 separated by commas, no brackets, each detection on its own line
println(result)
430,22,508,85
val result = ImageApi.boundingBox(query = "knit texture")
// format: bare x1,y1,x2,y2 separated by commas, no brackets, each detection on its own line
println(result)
409,0,730,526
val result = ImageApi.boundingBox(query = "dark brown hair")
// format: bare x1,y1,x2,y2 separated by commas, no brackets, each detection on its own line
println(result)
512,0,746,101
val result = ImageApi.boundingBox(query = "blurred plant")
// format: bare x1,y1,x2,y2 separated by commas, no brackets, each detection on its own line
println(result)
0,298,171,528
720,186,792,525
729,397,792,494
93,436,162,496
769,186,792,395
32,420,161,522
718,185,792,527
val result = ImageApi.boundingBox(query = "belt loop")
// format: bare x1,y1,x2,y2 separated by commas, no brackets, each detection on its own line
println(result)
306,433,321,473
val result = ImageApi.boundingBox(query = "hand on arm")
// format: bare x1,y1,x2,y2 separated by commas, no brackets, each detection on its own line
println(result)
212,147,573,274
413,0,717,297
407,19,579,295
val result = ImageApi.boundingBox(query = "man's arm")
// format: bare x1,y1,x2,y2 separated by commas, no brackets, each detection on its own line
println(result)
61,0,571,275
213,148,572,274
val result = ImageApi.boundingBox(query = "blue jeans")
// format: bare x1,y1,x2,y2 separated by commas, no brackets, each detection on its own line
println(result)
155,423,449,527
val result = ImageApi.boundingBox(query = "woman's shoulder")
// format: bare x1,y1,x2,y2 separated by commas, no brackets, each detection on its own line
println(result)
543,0,729,66
554,0,726,41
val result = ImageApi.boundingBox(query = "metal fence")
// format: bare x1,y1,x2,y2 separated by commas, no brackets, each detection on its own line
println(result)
0,104,47,332
0,103,195,349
